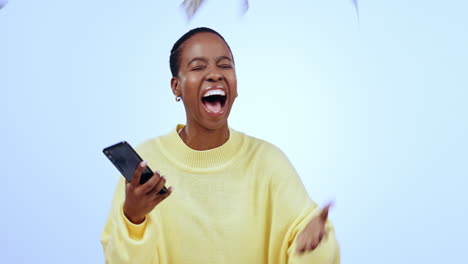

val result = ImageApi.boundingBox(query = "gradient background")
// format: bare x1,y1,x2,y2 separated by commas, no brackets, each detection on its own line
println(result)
1,0,467,263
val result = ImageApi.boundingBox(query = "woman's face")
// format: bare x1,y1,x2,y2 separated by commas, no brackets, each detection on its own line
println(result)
171,32,237,131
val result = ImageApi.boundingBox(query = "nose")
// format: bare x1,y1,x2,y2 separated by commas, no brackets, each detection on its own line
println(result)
205,69,223,82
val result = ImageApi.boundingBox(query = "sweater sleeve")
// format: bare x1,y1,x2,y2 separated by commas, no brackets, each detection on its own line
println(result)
100,177,159,264
265,145,340,264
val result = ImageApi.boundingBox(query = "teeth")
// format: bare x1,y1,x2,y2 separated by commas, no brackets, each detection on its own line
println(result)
203,89,225,97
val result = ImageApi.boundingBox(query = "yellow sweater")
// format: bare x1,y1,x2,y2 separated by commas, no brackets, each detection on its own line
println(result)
101,125,340,264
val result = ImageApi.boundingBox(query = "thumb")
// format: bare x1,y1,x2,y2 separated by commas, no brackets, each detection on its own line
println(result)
320,202,334,221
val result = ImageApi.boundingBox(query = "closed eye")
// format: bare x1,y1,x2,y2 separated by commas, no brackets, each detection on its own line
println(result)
192,66,206,71
219,64,232,69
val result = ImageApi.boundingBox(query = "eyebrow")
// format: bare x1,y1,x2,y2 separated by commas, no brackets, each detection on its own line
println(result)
187,56,233,66
215,56,233,63
187,57,208,66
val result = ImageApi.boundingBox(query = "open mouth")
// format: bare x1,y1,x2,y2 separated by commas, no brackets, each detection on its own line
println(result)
201,89,227,115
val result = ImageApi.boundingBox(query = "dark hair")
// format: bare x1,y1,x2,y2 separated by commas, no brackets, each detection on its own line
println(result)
169,27,233,77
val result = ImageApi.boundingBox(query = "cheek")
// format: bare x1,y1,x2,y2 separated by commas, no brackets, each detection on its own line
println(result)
181,74,201,98
227,74,238,99
232,83,238,99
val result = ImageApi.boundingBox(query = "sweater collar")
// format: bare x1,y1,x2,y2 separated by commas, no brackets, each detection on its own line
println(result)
157,124,245,171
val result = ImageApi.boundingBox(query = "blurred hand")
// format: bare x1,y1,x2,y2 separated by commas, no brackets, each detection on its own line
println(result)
123,161,173,224
296,203,332,255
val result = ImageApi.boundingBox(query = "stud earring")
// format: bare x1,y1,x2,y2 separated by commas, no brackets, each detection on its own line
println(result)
175,96,181,102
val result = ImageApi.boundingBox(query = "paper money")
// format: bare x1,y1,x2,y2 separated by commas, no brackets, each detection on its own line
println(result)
181,0,205,20
351,0,359,19
180,0,249,20
0,0,9,10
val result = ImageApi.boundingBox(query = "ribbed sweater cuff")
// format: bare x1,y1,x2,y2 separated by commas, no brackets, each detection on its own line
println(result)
120,204,148,241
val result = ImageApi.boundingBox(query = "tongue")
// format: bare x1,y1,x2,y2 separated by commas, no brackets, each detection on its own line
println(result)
205,100,222,113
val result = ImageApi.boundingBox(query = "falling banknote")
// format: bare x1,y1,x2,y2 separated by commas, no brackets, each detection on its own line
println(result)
180,0,249,20
0,0,8,10
351,0,359,20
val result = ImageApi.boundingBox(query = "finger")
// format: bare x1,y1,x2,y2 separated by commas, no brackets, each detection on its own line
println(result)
304,239,313,252
312,239,319,250
320,202,333,221
137,170,162,195
296,243,305,254
307,237,319,251
295,234,305,254
153,186,174,205
319,228,326,241
147,174,166,196
131,161,147,188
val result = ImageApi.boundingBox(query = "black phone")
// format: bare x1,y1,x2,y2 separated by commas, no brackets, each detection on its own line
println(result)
103,141,167,195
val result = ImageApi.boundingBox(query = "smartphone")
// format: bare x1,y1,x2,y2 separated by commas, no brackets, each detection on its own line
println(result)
103,141,168,195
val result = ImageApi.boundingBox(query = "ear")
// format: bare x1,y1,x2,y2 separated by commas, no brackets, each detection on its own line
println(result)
171,77,181,97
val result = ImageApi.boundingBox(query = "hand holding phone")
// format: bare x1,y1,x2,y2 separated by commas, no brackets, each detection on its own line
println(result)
123,160,174,224
103,141,173,224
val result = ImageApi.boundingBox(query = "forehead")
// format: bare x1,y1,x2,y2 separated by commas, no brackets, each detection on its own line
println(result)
179,32,232,62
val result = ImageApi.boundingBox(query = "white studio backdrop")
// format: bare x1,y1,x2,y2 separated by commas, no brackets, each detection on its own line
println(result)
1,0,467,263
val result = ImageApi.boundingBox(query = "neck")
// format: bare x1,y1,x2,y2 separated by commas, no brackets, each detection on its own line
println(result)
179,123,230,151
